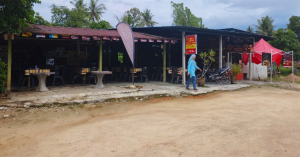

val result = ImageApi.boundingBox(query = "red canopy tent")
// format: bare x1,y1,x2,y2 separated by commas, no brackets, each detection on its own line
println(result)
242,38,283,66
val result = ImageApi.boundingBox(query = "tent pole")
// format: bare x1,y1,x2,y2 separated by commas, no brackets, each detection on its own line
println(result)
182,32,186,85
163,42,166,82
7,34,12,92
270,49,272,82
292,51,294,83
227,53,229,68
219,35,222,69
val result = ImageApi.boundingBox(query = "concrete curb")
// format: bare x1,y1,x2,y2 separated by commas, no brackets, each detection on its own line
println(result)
0,84,251,108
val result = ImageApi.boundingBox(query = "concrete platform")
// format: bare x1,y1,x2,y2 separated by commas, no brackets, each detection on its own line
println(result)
0,81,252,107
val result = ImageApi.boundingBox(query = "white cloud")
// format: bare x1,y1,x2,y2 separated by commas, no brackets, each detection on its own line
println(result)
33,0,300,30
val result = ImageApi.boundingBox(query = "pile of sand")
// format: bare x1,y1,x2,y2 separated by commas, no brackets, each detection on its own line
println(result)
283,74,300,82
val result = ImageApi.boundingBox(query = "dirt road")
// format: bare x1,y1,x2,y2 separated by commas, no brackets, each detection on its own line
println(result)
1,86,300,157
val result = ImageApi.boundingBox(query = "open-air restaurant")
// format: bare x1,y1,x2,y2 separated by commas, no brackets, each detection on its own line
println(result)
0,24,274,92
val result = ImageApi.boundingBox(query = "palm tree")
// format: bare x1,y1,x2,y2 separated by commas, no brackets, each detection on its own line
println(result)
88,0,106,22
140,9,158,27
115,14,134,27
255,16,276,36
70,0,88,12
247,26,254,33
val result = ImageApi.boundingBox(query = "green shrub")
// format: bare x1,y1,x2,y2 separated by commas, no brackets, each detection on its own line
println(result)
0,58,6,93
230,63,242,75
279,64,292,76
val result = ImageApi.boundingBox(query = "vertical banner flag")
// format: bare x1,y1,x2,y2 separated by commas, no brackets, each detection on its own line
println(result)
262,53,271,67
62,34,70,39
283,53,292,67
22,32,32,37
82,36,90,41
141,39,147,42
103,36,111,40
116,22,135,68
49,34,58,38
71,35,78,39
93,36,101,40
36,34,45,38
186,35,197,55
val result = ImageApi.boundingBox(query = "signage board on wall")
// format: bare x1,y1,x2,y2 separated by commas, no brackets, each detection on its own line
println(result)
186,35,197,55
225,37,253,53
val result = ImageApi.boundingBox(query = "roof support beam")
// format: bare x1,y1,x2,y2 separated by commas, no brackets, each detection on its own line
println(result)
6,34,12,92
182,31,186,85
99,38,103,71
219,35,222,69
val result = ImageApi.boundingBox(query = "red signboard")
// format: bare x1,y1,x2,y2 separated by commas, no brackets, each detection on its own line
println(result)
186,35,197,55
283,54,292,67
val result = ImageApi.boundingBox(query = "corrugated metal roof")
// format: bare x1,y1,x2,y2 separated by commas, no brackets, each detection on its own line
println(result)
23,24,174,40
127,26,274,41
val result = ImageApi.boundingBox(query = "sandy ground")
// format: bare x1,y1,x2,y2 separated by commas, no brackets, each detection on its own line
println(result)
1,86,300,157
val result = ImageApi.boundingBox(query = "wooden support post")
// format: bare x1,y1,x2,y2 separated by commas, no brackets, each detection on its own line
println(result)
7,34,12,91
163,42,166,82
99,38,103,71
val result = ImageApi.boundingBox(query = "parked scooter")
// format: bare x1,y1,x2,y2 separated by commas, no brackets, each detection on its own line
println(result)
197,67,231,84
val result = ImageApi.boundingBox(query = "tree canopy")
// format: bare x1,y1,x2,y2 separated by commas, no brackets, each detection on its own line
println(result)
270,28,300,60
88,0,106,22
50,0,109,28
31,12,51,26
141,9,158,27
125,8,142,27
90,20,112,29
0,0,41,34
287,16,300,41
115,8,158,28
170,1,205,28
247,26,254,33
255,15,275,36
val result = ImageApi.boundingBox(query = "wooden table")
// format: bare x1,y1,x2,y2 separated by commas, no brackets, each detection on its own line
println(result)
91,71,112,88
168,68,187,75
74,68,90,84
130,68,142,73
25,69,51,87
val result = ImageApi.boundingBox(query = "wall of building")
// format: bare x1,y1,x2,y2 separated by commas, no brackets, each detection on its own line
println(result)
242,62,267,80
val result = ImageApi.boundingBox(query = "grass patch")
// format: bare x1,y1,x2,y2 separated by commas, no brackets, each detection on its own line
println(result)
16,109,22,112
69,106,74,109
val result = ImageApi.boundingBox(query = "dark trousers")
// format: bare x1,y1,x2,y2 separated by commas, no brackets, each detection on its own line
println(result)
186,76,196,89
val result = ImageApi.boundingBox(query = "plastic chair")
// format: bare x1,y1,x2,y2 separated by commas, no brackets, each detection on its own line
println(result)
140,67,149,83
171,67,182,84
123,67,130,82
53,66,65,86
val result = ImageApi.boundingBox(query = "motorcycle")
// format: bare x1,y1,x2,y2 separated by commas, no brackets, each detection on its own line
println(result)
197,67,231,84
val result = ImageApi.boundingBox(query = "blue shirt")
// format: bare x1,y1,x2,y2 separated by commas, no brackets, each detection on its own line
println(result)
188,60,200,78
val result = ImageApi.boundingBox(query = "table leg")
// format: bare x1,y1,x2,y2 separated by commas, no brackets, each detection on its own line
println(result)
28,75,30,87
35,74,49,92
94,74,105,88
83,75,86,84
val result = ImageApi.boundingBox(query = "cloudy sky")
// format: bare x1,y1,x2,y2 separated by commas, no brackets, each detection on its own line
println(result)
33,0,300,30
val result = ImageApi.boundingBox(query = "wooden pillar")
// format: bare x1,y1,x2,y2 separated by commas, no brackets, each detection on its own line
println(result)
182,32,186,85
168,42,171,67
219,35,222,69
7,34,12,92
163,42,166,82
99,38,102,71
